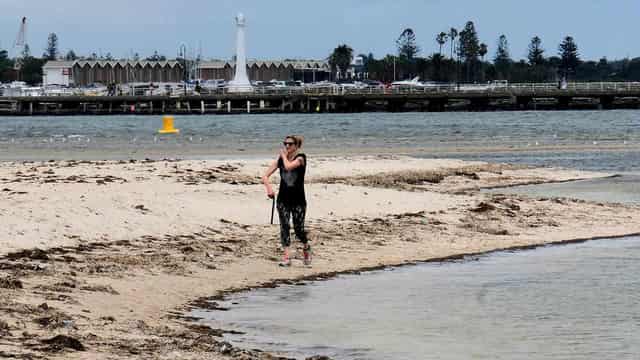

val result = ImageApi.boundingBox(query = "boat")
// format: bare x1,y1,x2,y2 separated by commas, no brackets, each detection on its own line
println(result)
391,77,427,89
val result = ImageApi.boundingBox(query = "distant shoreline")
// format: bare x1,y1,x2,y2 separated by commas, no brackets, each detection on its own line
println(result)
0,143,638,163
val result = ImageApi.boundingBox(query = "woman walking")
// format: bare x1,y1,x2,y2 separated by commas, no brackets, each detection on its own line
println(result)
262,135,311,267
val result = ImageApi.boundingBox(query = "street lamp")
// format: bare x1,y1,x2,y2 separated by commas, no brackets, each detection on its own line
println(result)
393,56,396,82
179,44,188,95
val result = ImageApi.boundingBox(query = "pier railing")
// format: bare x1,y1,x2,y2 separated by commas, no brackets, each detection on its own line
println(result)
197,82,640,96
3,81,640,115
4,82,640,99
301,82,640,96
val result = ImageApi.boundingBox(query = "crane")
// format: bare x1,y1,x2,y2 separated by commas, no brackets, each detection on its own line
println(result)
14,17,27,57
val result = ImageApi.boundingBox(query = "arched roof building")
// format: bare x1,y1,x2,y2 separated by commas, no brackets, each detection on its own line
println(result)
43,59,331,86
198,60,330,83
43,60,184,86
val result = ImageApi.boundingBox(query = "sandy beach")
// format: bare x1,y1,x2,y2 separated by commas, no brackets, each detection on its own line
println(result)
1,155,640,359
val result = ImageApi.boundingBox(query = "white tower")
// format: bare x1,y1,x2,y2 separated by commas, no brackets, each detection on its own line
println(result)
227,13,253,92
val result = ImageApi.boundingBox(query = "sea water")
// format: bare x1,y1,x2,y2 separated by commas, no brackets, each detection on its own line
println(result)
194,236,640,360
0,111,638,169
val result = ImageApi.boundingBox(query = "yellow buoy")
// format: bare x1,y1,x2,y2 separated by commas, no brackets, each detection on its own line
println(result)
158,115,179,134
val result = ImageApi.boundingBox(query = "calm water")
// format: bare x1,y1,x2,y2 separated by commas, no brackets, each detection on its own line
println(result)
0,111,638,165
194,236,640,360
432,149,640,174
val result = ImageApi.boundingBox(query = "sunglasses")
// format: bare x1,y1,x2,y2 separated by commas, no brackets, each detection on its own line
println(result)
283,142,296,146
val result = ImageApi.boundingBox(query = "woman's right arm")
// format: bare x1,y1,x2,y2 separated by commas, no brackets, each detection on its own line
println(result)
262,159,278,198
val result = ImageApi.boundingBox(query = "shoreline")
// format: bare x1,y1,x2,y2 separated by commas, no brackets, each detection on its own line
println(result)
1,156,639,359
186,229,640,308
473,173,622,191
0,144,639,169
1,142,639,157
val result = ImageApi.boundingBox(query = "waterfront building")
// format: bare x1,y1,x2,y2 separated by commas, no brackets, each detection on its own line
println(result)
42,59,331,87
198,60,331,83
347,55,367,79
42,60,184,87
42,61,74,86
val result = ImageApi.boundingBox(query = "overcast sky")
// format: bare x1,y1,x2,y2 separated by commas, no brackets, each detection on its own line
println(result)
1,0,638,61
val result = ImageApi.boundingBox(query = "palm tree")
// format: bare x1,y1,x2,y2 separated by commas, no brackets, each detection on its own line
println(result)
328,44,354,80
449,28,458,60
436,32,448,56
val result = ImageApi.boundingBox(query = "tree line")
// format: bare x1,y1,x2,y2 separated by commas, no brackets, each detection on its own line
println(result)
4,26,640,85
329,21,640,84
0,32,172,84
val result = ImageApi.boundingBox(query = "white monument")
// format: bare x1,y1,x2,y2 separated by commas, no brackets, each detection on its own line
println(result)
227,13,253,92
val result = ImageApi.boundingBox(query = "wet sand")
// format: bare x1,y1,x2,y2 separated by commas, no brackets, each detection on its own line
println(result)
1,155,640,359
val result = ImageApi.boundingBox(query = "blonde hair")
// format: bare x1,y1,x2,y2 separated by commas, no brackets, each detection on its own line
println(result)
285,135,304,148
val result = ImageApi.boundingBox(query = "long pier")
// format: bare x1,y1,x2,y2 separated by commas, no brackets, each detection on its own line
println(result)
2,82,640,115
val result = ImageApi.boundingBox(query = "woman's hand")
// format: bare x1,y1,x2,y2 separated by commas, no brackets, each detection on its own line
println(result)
262,159,278,198
279,148,288,159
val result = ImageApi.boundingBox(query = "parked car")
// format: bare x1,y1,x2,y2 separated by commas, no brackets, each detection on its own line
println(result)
488,80,508,89
265,80,287,88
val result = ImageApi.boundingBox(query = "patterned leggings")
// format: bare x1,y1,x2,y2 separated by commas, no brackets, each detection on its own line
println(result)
277,202,307,247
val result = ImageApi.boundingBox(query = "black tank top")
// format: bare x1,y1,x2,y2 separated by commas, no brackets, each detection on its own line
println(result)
277,153,306,206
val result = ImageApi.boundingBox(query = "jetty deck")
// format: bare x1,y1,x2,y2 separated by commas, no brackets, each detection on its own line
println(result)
1,82,640,115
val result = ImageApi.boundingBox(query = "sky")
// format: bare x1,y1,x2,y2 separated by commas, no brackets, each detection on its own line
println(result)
1,0,639,62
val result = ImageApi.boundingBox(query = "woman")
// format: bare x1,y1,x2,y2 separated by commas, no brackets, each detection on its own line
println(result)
262,135,310,267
